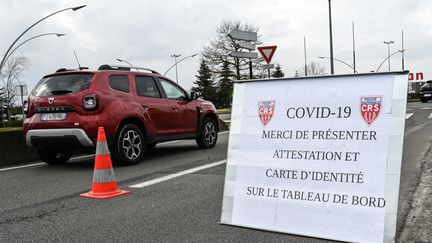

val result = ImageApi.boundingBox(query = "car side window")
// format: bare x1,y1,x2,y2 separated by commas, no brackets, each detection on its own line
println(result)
159,79,187,99
109,75,129,93
135,76,161,98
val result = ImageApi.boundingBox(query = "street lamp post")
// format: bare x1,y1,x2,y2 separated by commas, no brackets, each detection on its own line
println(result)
376,49,405,72
116,58,134,67
170,54,181,83
164,54,198,83
318,56,356,73
304,36,308,76
0,5,86,73
328,0,335,74
4,33,66,64
383,40,395,71
352,22,356,73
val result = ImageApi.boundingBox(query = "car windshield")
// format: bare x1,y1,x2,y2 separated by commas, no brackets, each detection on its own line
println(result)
32,73,94,97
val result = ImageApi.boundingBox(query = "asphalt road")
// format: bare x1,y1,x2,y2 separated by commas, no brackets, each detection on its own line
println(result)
0,102,431,242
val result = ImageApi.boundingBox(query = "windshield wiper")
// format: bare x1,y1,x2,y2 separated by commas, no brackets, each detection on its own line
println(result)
51,90,73,95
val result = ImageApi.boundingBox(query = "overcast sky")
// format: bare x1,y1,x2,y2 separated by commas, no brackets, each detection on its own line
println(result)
1,0,431,94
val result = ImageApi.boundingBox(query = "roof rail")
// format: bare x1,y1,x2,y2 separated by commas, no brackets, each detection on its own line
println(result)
55,67,89,73
97,64,160,74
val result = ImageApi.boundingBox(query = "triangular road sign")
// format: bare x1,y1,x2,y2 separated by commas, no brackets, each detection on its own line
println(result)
258,46,277,63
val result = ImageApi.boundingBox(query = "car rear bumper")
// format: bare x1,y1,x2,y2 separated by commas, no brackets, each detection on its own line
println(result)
26,128,95,148
419,90,432,98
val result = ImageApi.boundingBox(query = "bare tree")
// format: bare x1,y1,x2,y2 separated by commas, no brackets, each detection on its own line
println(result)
296,61,326,77
202,20,264,80
0,56,29,119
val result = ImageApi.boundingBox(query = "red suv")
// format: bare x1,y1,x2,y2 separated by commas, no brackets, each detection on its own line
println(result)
23,64,219,165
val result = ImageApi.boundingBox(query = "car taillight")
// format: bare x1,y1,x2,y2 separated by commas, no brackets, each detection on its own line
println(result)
83,94,98,110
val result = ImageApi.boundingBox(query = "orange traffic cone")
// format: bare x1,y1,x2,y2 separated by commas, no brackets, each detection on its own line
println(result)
80,127,129,199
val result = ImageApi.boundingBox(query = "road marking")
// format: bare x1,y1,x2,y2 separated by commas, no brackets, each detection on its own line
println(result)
0,131,230,172
421,107,432,110
70,154,94,160
406,113,414,119
0,162,45,172
129,159,227,188
428,113,432,119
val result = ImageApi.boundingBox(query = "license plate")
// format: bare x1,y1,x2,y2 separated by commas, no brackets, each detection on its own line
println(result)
40,113,66,121
425,94,432,97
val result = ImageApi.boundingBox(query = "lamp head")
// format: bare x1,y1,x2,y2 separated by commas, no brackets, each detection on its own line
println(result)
72,5,87,11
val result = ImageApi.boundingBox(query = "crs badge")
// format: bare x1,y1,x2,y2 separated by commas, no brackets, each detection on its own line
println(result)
360,96,382,126
258,101,275,126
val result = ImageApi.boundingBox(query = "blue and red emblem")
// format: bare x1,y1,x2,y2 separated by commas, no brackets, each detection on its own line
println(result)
258,101,275,126
360,96,382,126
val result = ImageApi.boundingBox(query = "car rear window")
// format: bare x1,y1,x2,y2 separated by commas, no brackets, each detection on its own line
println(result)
32,74,93,97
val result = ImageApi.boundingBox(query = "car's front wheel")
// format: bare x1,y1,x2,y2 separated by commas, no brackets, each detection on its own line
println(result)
37,149,72,165
145,142,157,150
196,117,218,149
421,97,428,103
112,124,144,166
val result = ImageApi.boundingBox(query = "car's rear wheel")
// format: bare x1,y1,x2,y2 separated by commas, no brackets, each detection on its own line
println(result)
112,124,144,166
196,117,218,149
421,97,428,103
37,149,72,165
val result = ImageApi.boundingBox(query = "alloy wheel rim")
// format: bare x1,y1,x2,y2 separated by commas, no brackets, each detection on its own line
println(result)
204,121,216,145
122,130,142,160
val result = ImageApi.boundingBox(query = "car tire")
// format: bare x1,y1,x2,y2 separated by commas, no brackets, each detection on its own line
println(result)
37,149,72,165
196,117,218,149
146,142,157,150
421,97,428,103
112,124,144,166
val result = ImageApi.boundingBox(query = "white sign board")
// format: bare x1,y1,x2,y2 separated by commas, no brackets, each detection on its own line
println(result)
262,64,274,69
229,51,258,59
220,72,409,242
228,30,257,42
15,85,28,96
238,41,256,50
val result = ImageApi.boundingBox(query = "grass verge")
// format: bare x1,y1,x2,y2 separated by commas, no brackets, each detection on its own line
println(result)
0,127,23,133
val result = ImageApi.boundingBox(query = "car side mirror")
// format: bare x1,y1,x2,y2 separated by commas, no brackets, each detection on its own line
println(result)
190,92,199,100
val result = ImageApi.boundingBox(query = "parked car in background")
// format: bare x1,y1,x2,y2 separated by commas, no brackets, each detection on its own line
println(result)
419,80,432,103
23,64,219,165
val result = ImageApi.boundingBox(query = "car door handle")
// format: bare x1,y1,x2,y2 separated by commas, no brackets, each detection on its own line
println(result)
141,105,149,111
171,106,179,110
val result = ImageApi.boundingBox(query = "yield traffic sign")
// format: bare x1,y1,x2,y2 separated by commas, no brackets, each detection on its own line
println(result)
258,46,277,63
